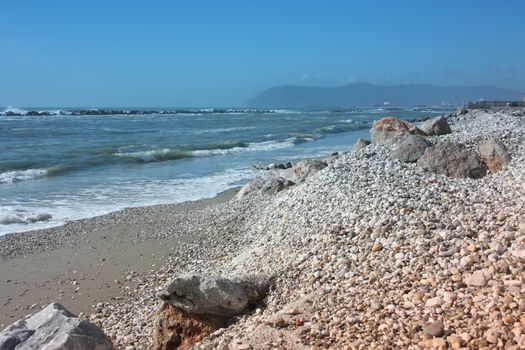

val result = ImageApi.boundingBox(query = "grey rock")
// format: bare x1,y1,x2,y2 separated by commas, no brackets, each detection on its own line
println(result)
420,117,452,136
292,159,327,182
352,138,371,151
479,139,511,173
260,177,295,194
456,107,468,115
158,274,271,317
423,320,444,337
390,135,432,163
234,176,295,199
417,142,487,179
0,303,112,350
371,117,426,145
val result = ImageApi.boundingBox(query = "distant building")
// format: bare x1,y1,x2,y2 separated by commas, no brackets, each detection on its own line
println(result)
468,99,525,108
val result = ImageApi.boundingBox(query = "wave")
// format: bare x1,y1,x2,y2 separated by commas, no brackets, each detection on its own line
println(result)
0,107,297,117
114,149,193,163
114,140,295,163
193,126,257,134
191,140,294,157
286,133,323,143
0,168,49,184
0,212,52,225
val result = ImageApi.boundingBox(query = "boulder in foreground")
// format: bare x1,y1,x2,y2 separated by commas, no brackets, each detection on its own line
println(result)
0,303,112,350
479,139,511,173
158,274,271,317
417,142,487,179
371,117,426,144
390,134,432,163
155,274,271,350
420,116,452,136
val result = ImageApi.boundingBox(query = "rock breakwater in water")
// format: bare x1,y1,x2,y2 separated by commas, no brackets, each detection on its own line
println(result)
1,109,524,349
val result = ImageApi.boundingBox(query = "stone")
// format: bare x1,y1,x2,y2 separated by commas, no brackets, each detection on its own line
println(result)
259,177,295,194
234,176,295,199
423,320,445,337
153,303,224,350
467,270,487,287
371,243,382,252
352,138,371,151
420,116,452,136
292,160,328,182
158,274,271,317
447,335,463,348
0,303,112,350
479,139,511,173
371,117,426,144
390,134,432,163
417,142,487,179
425,297,443,307
456,107,468,115
155,275,271,349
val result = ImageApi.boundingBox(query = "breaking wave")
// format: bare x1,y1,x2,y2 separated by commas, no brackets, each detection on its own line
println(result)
0,169,49,184
0,212,52,225
114,140,296,163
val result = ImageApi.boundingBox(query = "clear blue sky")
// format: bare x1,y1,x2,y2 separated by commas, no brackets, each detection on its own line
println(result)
1,0,524,107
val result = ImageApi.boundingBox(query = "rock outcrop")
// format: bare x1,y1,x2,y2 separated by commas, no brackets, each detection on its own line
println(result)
158,274,271,317
154,274,271,350
479,139,511,173
153,304,224,350
417,142,487,179
0,303,112,350
292,159,327,182
352,138,371,151
420,116,452,136
234,176,295,199
371,117,426,144
390,135,432,163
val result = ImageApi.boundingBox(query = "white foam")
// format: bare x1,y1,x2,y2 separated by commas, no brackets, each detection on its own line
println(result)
0,106,28,116
0,167,254,236
0,210,53,226
0,169,48,184
191,140,295,157
114,149,174,162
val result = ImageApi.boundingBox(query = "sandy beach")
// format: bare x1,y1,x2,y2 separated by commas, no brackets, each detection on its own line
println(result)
0,188,239,327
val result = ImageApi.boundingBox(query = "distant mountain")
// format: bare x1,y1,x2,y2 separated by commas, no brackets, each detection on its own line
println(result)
247,83,523,108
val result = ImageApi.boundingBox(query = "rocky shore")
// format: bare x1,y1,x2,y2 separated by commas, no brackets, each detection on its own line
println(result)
1,108,525,349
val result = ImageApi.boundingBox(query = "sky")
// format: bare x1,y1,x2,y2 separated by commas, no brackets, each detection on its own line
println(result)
1,0,524,107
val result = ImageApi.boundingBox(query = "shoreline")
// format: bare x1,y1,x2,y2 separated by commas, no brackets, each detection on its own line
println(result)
0,187,240,259
0,187,239,326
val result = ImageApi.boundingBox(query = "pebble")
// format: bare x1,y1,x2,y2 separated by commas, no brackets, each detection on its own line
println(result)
467,270,487,287
424,320,444,337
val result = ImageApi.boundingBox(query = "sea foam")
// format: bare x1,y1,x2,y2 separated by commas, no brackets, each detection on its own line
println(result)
0,169,49,184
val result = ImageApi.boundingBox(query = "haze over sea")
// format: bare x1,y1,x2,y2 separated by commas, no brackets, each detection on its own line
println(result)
0,106,450,235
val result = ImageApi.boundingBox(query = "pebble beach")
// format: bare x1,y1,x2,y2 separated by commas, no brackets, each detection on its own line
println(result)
1,109,525,349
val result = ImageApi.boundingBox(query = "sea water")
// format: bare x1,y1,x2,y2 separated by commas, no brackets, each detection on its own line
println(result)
0,107,450,235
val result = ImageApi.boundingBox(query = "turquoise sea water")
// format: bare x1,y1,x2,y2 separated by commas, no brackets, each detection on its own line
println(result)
0,107,450,235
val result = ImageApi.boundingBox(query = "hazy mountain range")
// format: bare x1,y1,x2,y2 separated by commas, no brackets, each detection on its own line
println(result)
247,83,523,108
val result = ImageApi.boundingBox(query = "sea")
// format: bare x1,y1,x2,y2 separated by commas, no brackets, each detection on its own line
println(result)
0,106,451,235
